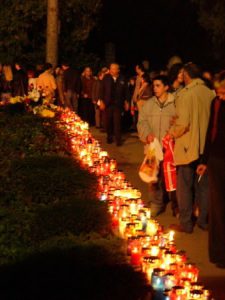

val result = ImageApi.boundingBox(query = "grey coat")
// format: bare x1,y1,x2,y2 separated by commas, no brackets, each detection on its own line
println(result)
138,93,175,145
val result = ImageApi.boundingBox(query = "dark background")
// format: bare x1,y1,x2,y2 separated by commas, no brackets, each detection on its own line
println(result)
88,0,212,71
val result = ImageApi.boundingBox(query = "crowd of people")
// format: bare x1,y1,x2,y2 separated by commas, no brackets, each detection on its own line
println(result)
0,58,224,268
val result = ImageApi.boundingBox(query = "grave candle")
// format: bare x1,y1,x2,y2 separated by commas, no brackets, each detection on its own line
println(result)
131,246,142,266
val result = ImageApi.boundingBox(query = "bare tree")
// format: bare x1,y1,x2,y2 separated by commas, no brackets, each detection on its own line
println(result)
46,0,59,66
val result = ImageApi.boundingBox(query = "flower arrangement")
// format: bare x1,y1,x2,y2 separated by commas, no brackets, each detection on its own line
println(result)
33,104,57,118
28,88,40,102
1,84,57,118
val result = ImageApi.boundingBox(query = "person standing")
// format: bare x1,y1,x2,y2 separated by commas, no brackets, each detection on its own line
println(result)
138,75,176,217
136,72,153,111
131,63,146,130
55,66,65,106
197,71,225,268
37,63,57,102
12,63,28,97
169,63,215,233
92,68,108,129
62,62,81,112
80,67,95,125
1,64,13,101
168,63,184,96
102,63,130,146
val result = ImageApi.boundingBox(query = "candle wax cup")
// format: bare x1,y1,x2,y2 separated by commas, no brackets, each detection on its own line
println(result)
150,245,160,257
130,247,142,266
170,286,188,300
112,213,119,227
151,268,166,291
164,273,177,290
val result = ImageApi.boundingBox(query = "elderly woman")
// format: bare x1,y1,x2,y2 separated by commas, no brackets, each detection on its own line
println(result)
197,71,225,268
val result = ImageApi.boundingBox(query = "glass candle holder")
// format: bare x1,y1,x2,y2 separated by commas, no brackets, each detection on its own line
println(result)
151,268,166,291
127,236,141,256
189,289,204,299
146,219,159,236
144,256,161,284
164,272,178,290
170,286,188,300
130,246,142,266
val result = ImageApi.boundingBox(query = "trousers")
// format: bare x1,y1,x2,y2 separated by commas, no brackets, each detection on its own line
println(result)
105,106,122,144
176,161,209,231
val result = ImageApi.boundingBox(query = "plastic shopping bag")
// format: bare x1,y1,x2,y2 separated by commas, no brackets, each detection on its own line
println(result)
139,138,163,183
162,135,176,191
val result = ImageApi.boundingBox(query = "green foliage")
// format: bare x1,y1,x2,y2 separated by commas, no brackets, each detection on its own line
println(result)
0,0,46,63
10,156,97,205
192,0,225,61
0,0,102,65
0,107,150,299
0,108,112,265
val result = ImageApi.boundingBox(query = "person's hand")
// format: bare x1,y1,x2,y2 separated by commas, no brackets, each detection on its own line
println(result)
164,133,173,140
196,164,207,176
146,134,155,144
99,100,105,111
170,115,178,126
124,100,130,111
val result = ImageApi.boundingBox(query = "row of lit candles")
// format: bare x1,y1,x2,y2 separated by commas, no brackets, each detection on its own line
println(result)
57,110,212,300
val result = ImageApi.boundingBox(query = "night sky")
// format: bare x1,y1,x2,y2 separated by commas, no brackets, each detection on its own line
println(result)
88,0,211,71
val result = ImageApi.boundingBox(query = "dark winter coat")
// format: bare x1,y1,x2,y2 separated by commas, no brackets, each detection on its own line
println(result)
101,74,130,110
63,68,81,94
12,69,28,96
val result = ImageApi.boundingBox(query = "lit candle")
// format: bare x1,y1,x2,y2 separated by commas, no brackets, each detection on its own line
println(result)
189,289,204,299
129,199,138,215
146,219,159,236
168,230,175,242
119,217,130,237
130,246,142,266
143,256,161,283
164,272,178,290
150,245,160,257
127,236,140,256
151,268,165,293
170,286,188,300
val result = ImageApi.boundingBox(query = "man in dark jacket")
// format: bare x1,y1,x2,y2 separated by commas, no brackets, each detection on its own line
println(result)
62,63,81,112
102,63,130,146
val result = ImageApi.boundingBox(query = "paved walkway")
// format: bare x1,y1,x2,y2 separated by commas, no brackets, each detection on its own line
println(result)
91,128,225,300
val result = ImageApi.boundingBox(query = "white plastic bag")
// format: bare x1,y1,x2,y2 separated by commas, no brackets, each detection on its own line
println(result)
139,138,163,183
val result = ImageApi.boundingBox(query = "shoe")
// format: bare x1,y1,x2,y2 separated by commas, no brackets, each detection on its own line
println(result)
151,208,165,218
169,224,193,234
197,224,208,231
116,141,123,147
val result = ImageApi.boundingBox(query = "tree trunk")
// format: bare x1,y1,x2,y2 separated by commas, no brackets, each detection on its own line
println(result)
46,0,58,66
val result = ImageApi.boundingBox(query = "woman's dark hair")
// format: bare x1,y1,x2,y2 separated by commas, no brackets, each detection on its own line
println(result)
153,75,169,86
44,62,53,71
142,72,151,84
168,63,183,85
218,70,225,82
136,63,146,72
